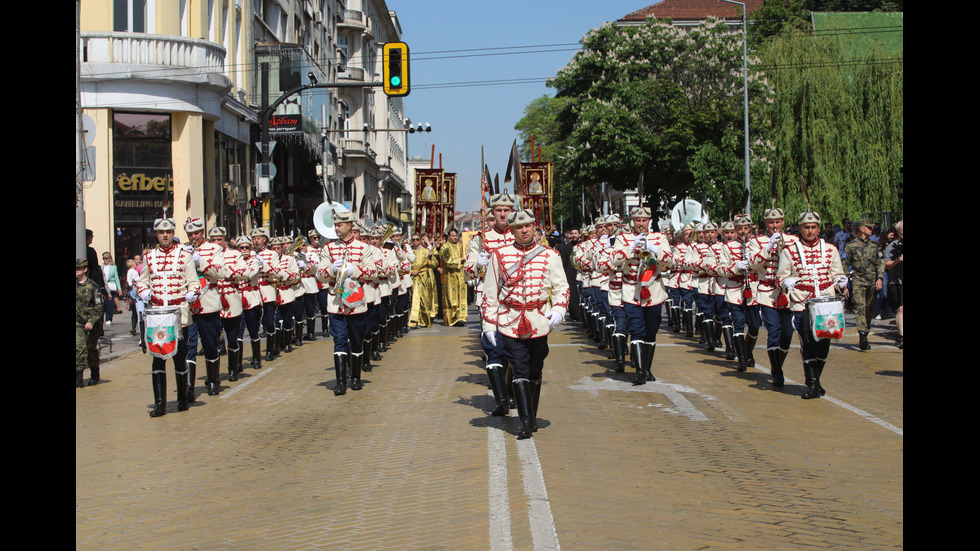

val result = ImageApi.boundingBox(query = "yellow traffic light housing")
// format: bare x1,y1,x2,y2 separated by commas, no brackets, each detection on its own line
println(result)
383,42,410,97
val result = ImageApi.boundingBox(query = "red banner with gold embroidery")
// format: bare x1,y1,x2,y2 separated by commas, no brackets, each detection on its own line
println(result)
520,162,553,231
415,168,444,239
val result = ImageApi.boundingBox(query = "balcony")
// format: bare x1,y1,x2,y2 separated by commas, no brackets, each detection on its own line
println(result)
81,32,230,88
337,66,365,82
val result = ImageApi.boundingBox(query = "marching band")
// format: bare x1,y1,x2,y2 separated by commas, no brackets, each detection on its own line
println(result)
125,191,851,421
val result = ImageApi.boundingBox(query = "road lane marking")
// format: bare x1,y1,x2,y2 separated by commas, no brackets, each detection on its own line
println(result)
569,377,711,421
219,367,275,399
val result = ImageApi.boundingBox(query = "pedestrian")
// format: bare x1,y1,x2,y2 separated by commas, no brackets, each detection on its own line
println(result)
481,209,569,438
883,221,903,348
843,219,884,350
135,218,200,417
777,210,848,399
126,257,141,336
77,258,105,387
101,252,122,325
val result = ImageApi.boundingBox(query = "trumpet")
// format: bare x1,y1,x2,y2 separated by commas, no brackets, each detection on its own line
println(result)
634,233,653,262
331,248,352,294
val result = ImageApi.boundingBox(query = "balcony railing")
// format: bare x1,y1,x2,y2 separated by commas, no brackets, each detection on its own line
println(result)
81,32,226,73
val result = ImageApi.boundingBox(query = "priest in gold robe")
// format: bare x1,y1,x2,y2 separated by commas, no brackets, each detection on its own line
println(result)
439,228,468,326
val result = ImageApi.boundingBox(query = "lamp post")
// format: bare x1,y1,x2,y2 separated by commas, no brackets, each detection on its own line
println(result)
721,0,750,217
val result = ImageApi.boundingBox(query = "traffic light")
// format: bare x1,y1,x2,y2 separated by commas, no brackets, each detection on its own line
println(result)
383,42,410,97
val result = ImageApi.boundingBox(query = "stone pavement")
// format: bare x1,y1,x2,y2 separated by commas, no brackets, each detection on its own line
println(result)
77,305,902,550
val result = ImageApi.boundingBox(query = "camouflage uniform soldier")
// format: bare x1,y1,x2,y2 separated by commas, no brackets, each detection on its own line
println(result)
76,258,105,388
843,219,884,350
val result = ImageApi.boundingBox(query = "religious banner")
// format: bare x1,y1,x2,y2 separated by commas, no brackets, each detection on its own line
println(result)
520,162,553,231
415,168,444,238
442,172,457,234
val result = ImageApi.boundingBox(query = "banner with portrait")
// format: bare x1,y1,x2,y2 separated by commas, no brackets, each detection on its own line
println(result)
415,168,444,238
520,162,553,231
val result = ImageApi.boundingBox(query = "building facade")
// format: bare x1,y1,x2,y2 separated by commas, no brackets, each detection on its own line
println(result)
78,0,410,269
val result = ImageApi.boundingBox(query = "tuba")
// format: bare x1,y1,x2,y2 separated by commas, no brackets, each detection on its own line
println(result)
313,200,349,240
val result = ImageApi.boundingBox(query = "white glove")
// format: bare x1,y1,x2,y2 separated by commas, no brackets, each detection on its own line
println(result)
297,260,306,269
631,239,643,252
484,331,497,347
836,275,849,288
477,252,490,267
193,251,202,266
736,260,749,272
185,291,198,303
139,290,151,302
345,263,354,276
256,255,265,267
646,241,659,256
546,310,563,327
599,235,610,248
782,277,798,292
331,259,344,273
765,233,781,252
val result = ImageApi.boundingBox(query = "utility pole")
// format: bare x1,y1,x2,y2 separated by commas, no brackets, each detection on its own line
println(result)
76,0,86,259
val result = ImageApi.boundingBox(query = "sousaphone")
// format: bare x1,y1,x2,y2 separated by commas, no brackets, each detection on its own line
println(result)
313,201,349,240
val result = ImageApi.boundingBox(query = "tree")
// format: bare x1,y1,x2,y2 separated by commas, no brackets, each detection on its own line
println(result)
547,17,766,221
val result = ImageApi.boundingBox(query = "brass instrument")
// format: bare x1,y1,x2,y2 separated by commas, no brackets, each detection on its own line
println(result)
332,247,351,294
286,234,307,256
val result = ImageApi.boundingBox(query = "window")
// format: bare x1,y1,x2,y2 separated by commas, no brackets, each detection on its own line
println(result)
114,0,147,33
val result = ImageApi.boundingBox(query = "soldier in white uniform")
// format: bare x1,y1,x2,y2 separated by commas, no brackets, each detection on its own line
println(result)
207,226,253,382
234,235,265,369
465,192,516,417
608,207,673,385
748,208,798,388
136,218,201,417
250,228,282,362
777,210,847,399
316,212,382,395
482,209,569,438
183,217,228,398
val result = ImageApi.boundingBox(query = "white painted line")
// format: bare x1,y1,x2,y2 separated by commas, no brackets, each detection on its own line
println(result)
750,365,903,436
487,402,513,551
569,377,711,421
219,367,275,399
516,436,561,551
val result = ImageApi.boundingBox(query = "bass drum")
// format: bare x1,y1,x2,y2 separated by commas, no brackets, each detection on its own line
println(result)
806,296,845,341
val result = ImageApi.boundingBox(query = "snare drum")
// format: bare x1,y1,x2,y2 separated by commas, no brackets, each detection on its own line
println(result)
805,296,845,341
144,306,182,359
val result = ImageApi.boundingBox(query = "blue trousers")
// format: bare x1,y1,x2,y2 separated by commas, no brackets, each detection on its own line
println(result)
623,303,663,342
500,334,549,380
761,305,794,351
329,312,367,354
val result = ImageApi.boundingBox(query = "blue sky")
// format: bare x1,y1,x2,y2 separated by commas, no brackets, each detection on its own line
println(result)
388,0,651,212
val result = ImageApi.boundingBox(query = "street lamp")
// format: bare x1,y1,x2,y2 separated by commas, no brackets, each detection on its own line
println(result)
721,0,750,217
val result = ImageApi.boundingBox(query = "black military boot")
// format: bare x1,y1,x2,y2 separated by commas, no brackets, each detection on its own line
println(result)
859,331,870,350
612,333,627,373
379,323,389,352
186,360,197,403
801,360,821,399
814,358,827,396
487,363,510,416
149,371,167,418
294,320,304,347
333,353,348,396
76,371,85,388
266,333,276,362
767,349,785,388
206,358,221,395
251,339,263,369
722,325,736,360
321,314,330,338
685,310,695,338
703,319,715,351
641,341,656,382
306,318,317,341
349,352,364,391
88,365,101,386
282,326,294,353
175,367,189,412
733,334,748,372
744,331,758,367
697,313,706,344
530,379,542,432
596,316,608,349
630,341,647,385
513,380,535,439
505,361,517,410
363,337,374,372
228,347,239,381
672,306,681,333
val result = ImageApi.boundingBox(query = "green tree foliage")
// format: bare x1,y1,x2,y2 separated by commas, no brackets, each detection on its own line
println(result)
758,25,903,225
547,18,764,221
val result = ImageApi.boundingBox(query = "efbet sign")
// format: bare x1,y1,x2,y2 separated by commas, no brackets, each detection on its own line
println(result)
115,173,175,192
